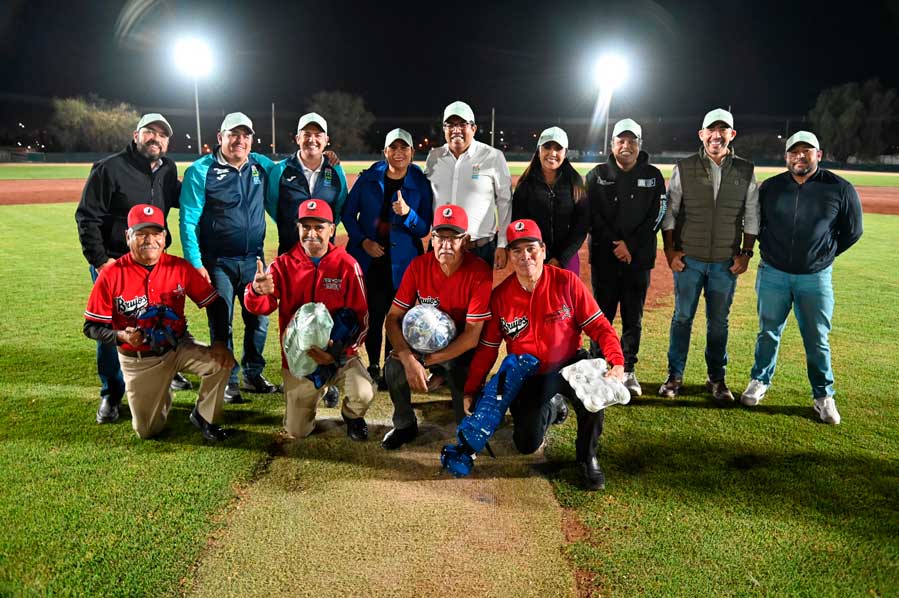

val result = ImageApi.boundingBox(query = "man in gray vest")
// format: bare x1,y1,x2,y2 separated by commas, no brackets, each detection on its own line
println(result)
658,108,759,402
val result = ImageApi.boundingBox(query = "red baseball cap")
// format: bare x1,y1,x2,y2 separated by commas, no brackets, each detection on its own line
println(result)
506,219,543,246
127,204,165,231
433,204,468,234
297,199,334,223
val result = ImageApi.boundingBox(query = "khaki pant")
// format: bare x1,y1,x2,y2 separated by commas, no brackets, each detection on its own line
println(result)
282,356,374,438
118,338,229,439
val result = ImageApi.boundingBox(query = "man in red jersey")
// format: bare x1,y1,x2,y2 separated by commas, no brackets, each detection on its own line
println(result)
381,205,493,450
464,219,625,490
244,199,373,441
83,204,236,441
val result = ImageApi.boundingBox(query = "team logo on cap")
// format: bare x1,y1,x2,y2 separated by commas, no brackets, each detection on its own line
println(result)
443,207,453,218
307,201,317,210
143,206,154,216
514,221,525,231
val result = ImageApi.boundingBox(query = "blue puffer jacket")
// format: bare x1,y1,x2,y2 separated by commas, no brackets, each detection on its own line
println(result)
341,161,433,289
266,153,348,255
179,150,274,267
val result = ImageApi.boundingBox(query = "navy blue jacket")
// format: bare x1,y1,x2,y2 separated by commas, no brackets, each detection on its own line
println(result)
341,161,433,289
179,151,274,267
758,168,863,274
267,153,348,255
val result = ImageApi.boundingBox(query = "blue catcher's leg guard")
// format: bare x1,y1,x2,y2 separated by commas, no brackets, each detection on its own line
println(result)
440,353,540,477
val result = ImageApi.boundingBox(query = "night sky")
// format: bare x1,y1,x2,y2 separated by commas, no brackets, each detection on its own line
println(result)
2,0,899,149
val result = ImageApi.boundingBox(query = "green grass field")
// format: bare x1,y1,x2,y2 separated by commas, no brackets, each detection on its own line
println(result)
2,161,899,187
0,202,897,595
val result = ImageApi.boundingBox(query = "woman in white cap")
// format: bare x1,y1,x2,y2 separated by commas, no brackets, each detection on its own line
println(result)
342,128,434,388
511,126,588,274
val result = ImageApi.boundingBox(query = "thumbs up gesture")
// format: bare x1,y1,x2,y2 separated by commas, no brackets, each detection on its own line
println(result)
252,259,274,295
392,189,410,216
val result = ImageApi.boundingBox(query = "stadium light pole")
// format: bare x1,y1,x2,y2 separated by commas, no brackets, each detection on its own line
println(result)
594,54,628,156
174,38,212,155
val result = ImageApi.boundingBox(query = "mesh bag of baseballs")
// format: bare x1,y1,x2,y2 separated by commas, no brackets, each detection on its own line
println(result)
560,358,630,412
402,304,457,354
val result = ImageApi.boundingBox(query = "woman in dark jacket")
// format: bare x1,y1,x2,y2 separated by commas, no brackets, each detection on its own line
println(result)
511,126,588,274
342,128,433,385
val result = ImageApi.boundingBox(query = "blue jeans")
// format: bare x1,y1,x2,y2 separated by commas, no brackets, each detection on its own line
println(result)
750,261,835,399
90,266,126,403
667,257,738,381
206,256,268,384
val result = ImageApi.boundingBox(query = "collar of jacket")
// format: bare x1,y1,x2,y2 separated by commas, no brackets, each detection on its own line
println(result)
697,146,735,173
290,241,342,265
125,141,166,173
605,150,649,177
287,151,330,173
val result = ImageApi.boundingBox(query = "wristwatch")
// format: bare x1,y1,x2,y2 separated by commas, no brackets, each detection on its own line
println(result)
738,248,754,257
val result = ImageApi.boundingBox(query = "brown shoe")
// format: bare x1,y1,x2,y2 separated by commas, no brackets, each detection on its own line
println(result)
658,375,683,398
706,378,735,402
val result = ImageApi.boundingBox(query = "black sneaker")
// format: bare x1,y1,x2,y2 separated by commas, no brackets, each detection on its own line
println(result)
380,424,418,450
170,372,193,391
241,373,278,394
550,393,569,425
224,383,245,404
323,385,340,408
189,407,230,442
706,378,735,402
578,456,606,491
96,397,120,424
658,375,683,398
343,414,369,442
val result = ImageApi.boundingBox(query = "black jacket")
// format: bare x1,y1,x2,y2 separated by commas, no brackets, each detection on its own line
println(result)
511,162,588,266
586,151,666,271
75,142,181,268
758,168,863,274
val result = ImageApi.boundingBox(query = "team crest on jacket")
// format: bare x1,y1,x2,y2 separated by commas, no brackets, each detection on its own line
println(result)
500,315,529,339
115,294,149,317
417,292,440,306
544,304,572,323
323,277,342,291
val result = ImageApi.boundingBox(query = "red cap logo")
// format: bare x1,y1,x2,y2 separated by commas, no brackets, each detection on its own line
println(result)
433,204,468,234
127,204,165,231
506,219,542,245
297,199,333,223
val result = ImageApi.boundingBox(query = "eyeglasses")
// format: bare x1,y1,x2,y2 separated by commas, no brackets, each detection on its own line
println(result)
443,121,472,131
431,232,466,245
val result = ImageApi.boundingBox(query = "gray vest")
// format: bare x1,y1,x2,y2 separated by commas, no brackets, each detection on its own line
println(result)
674,150,753,262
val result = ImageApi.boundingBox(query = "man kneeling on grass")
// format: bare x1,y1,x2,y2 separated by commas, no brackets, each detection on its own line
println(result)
83,204,235,441
244,199,373,441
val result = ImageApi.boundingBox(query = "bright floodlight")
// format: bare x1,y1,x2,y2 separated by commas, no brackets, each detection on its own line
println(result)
594,53,628,90
174,38,212,78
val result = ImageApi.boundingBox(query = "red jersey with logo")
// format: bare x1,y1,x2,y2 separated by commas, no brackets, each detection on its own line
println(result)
464,265,623,395
84,252,219,352
244,242,368,368
392,251,492,328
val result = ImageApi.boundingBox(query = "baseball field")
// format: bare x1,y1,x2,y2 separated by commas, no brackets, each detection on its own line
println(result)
0,162,897,596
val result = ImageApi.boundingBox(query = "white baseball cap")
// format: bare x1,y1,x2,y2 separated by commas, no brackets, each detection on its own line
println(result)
136,113,173,136
443,100,475,124
537,126,569,149
702,108,734,129
297,112,327,134
612,118,642,139
220,112,255,135
785,131,820,151
384,128,413,148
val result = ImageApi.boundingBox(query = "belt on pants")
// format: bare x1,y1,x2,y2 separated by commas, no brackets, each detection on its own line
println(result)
467,235,496,250
118,345,175,359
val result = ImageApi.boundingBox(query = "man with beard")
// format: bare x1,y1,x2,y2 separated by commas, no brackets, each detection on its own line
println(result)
244,200,373,441
76,113,193,424
586,118,666,397
740,132,862,424
380,205,493,450
425,101,512,269
83,204,235,441
179,112,277,405
659,108,760,403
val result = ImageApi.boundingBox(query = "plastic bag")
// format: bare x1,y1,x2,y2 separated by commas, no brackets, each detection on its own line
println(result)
560,358,630,412
282,302,333,378
402,304,457,354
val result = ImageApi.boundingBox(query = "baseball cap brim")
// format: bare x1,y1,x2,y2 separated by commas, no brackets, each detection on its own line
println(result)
130,222,165,232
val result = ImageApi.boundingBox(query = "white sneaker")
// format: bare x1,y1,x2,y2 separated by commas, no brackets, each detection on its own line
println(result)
740,379,768,406
813,396,841,425
623,371,642,397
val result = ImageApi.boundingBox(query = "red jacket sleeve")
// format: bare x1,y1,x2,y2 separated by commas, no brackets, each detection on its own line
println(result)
463,304,504,395
572,275,624,366
466,271,493,322
344,259,369,351
84,267,114,324
183,262,219,308
243,260,281,316
392,258,418,311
